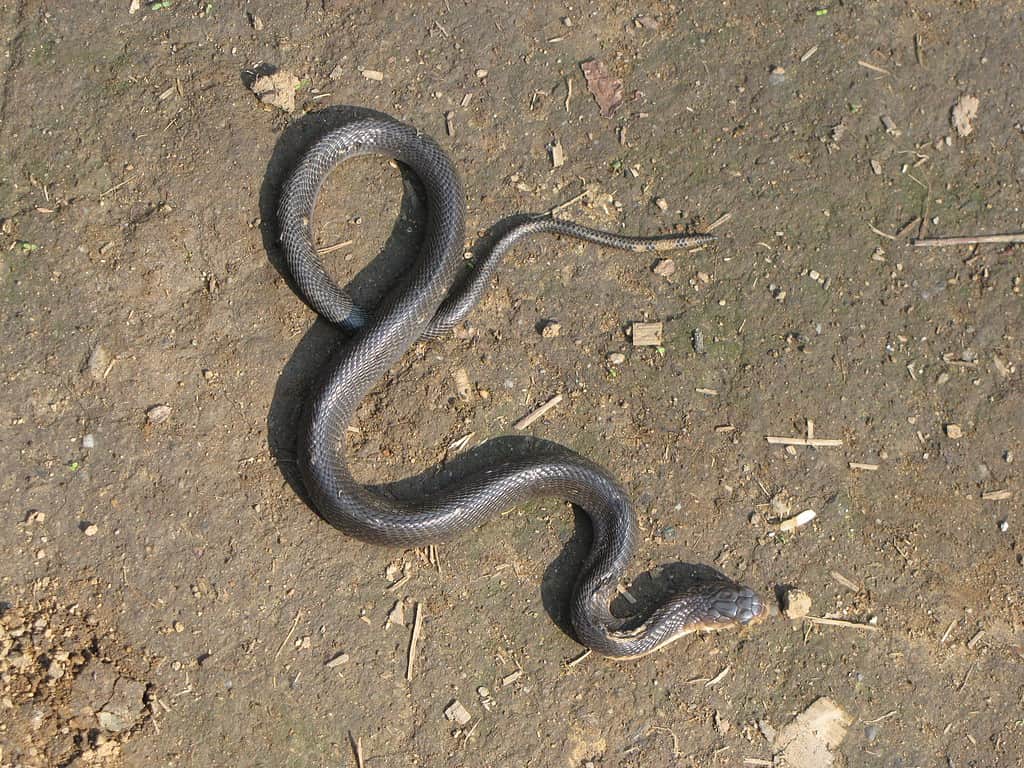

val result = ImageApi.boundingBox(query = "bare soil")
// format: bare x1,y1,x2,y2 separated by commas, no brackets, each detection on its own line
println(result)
1,2,1022,766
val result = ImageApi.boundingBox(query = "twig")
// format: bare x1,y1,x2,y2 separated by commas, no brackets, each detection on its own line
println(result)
349,732,364,768
564,76,572,112
766,435,843,447
406,602,423,680
857,60,891,76
805,615,878,631
912,233,1024,247
273,610,303,662
514,394,563,430
705,666,730,687
316,239,353,256
849,462,879,471
896,217,921,238
831,571,861,592
940,619,957,643
868,223,896,240
704,212,732,232
548,191,587,215
569,651,593,671
100,175,139,198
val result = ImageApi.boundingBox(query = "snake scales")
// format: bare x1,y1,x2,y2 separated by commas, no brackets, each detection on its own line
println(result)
277,114,765,658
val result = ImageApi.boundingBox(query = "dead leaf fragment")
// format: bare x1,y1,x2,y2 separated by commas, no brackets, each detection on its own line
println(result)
952,94,979,137
581,60,624,118
250,71,301,113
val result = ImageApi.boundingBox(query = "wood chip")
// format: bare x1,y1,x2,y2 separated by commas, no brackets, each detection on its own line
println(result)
966,629,985,649
945,423,963,440
631,322,663,347
361,69,384,81
848,462,879,471
326,652,350,668
444,110,455,136
549,138,565,168
514,394,563,430
800,46,818,62
501,670,522,686
778,509,816,532
981,489,1012,501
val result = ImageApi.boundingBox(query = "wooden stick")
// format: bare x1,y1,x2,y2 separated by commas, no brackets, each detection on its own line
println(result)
349,732,364,768
857,60,890,76
805,615,878,631
273,610,303,662
316,239,353,256
766,436,843,447
912,233,1024,247
566,649,591,667
514,394,563,430
848,462,879,471
548,191,587,215
704,212,732,232
406,602,423,680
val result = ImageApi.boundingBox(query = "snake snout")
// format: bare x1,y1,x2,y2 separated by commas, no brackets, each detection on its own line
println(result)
708,584,767,627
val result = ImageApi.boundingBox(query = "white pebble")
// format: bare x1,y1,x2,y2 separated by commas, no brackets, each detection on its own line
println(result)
999,520,1009,533
82,434,95,449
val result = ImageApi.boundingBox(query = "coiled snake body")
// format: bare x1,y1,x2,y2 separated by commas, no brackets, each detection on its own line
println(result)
279,115,764,658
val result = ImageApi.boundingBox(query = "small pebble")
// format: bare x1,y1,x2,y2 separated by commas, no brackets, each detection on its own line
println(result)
444,699,472,725
653,197,669,211
607,352,626,365
781,587,812,619
84,524,99,537
865,724,879,743
945,423,963,440
82,434,95,449
540,320,562,338
999,520,1009,533
146,404,172,425
652,258,676,277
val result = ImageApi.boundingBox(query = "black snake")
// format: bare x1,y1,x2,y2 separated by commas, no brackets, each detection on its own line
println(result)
277,114,765,658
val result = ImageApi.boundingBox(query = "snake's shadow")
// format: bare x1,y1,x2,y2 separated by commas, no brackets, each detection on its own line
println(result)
262,106,731,643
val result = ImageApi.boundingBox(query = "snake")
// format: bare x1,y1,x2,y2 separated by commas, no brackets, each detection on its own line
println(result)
277,114,766,658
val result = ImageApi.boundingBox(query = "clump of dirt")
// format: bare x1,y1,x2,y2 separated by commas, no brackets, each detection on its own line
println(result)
0,588,151,767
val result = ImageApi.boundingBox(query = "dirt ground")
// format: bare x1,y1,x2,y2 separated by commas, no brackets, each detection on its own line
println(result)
2,1,1023,766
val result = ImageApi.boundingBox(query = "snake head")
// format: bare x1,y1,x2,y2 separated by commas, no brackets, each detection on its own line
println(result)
701,582,767,629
